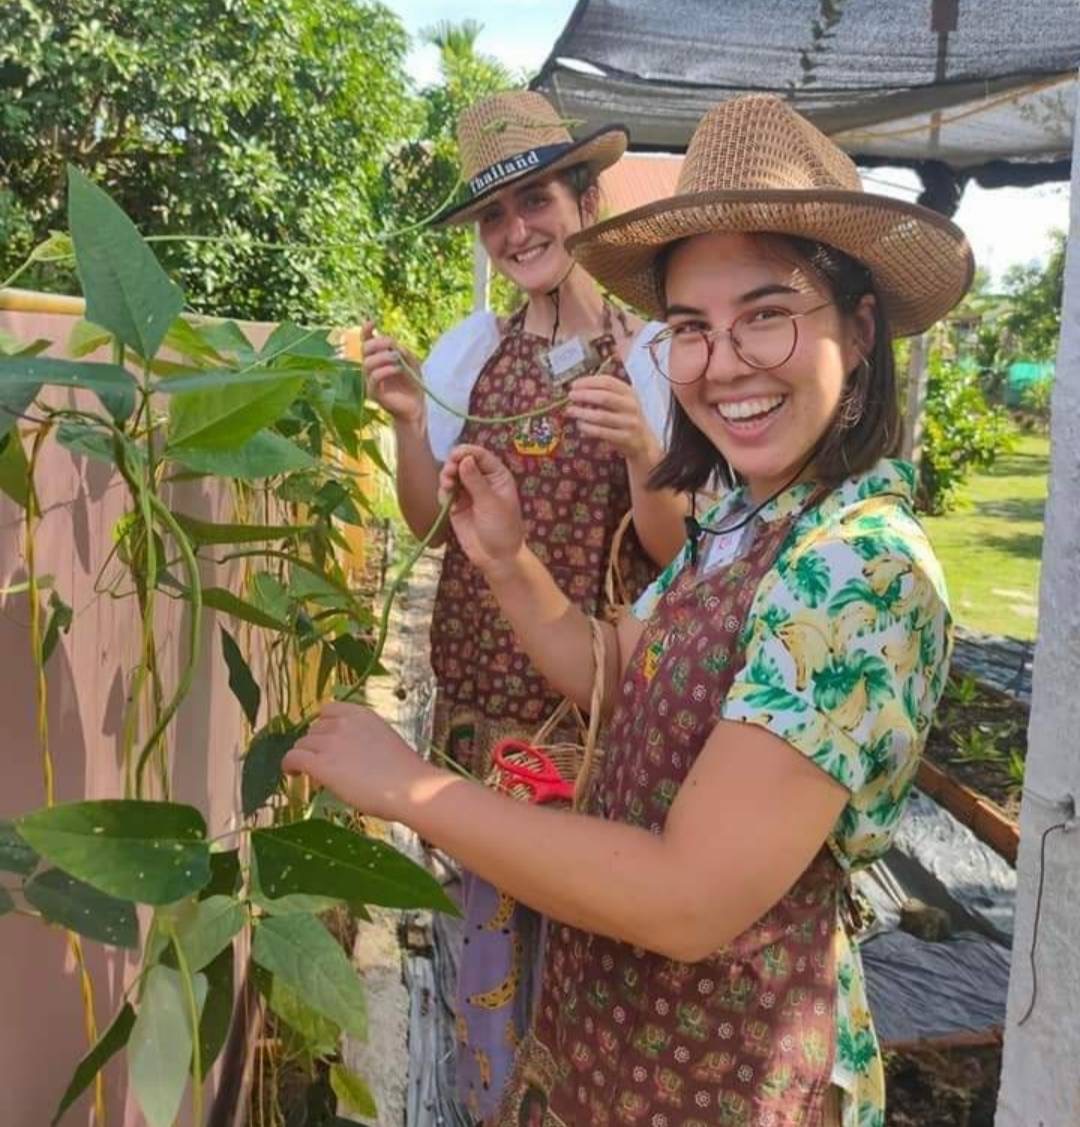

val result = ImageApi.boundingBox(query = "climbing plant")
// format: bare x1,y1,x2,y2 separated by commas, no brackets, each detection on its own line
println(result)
0,167,456,1126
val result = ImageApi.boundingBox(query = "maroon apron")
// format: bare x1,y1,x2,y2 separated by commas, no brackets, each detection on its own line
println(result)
430,306,657,774
429,308,659,1121
497,507,847,1127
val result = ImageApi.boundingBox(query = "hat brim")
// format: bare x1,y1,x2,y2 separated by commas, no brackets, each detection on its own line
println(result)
566,188,974,337
435,125,629,227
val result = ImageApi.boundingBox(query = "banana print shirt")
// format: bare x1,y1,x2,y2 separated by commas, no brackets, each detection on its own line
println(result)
632,458,952,1127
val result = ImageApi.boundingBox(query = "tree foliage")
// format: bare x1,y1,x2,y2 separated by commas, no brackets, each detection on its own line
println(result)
1000,230,1065,362
0,0,413,323
1,162,457,1127
918,355,1016,514
373,20,522,352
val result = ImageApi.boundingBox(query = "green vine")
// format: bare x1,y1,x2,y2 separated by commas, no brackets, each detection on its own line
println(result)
0,111,594,1117
133,497,203,796
0,165,461,1127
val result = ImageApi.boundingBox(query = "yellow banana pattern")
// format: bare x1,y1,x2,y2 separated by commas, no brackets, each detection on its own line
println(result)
482,890,517,933
468,932,525,1010
636,460,950,873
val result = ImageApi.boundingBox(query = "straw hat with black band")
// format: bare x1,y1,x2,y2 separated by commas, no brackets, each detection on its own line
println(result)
565,94,974,338
436,90,628,227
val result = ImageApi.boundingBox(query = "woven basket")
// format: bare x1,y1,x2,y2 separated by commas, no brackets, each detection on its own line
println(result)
485,617,608,811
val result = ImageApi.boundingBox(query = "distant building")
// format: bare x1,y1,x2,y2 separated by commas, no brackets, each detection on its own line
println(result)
599,154,682,217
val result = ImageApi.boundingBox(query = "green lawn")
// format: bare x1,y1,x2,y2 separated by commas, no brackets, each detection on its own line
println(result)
921,433,1048,641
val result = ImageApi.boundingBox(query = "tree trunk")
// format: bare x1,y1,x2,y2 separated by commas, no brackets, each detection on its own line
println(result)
995,74,1080,1126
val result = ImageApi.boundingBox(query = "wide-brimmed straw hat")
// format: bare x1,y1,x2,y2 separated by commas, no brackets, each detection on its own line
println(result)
565,95,973,337
436,90,628,226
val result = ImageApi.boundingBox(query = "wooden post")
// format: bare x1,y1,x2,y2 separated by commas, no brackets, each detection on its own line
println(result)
473,238,490,312
995,73,1080,1126
902,333,929,468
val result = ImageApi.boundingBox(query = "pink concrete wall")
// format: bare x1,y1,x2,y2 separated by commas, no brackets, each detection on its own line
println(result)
0,309,271,1125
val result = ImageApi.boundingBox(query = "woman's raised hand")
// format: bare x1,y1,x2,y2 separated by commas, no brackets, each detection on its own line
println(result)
360,321,425,425
567,373,655,463
439,445,526,574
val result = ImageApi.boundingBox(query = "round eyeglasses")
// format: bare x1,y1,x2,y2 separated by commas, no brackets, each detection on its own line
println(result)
648,302,833,384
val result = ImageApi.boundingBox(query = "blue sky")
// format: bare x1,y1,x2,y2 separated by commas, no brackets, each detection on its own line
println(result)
385,0,1070,284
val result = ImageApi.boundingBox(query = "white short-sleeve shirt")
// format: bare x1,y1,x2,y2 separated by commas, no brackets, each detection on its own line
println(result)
421,311,672,462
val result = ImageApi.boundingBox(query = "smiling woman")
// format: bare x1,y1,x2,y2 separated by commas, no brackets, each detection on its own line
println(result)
357,88,688,1120
647,231,900,504
287,95,974,1127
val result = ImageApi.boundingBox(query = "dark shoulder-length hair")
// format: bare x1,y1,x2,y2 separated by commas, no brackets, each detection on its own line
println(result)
649,234,904,495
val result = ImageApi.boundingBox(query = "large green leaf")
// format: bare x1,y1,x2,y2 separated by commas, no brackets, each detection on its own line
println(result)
0,373,39,440
67,166,183,361
24,868,139,949
290,565,354,611
166,375,303,450
66,319,114,359
330,1064,378,1120
242,727,304,816
257,967,341,1054
250,572,290,624
259,321,336,362
161,317,229,366
332,635,385,679
167,894,246,973
198,321,256,361
173,513,308,546
249,850,352,917
51,1003,136,1126
154,366,317,394
251,914,367,1040
252,820,456,913
56,421,118,467
16,801,210,905
167,430,316,480
0,327,49,429
194,943,234,1078
0,819,38,875
220,627,260,727
0,432,30,508
0,356,136,423
200,587,288,631
128,964,207,1127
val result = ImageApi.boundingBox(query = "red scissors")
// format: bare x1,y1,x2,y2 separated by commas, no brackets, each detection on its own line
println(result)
492,739,575,805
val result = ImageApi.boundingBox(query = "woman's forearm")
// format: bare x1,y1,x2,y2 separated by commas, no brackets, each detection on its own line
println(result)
392,418,448,544
405,766,693,959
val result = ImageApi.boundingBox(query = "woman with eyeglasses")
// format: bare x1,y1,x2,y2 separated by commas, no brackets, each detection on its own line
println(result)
290,96,971,1125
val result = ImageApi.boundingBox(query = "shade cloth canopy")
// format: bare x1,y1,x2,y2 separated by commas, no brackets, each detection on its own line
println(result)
534,0,1079,209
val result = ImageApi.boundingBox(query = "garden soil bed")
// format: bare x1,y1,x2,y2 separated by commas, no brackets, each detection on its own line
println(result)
886,1043,1002,1126
921,673,1028,823
884,671,1024,1123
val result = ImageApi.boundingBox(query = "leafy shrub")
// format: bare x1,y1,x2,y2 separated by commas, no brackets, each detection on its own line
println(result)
917,355,1016,514
1016,374,1054,433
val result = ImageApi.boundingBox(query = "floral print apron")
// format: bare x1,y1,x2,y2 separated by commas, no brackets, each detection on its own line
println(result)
497,503,849,1127
430,307,658,1121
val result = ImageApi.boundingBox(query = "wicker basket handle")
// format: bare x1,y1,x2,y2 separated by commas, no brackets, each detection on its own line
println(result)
530,696,574,747
571,616,609,810
603,509,634,616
